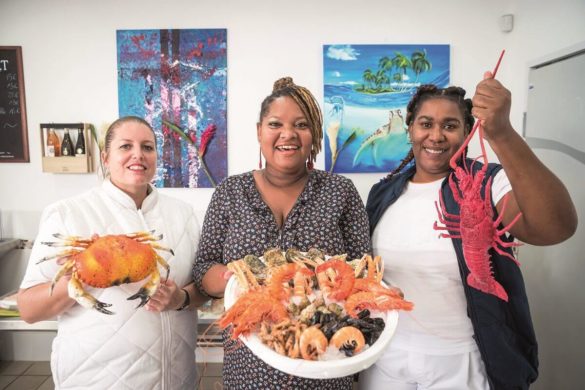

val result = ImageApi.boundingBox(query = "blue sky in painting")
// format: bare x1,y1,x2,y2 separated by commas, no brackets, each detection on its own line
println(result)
324,44,449,88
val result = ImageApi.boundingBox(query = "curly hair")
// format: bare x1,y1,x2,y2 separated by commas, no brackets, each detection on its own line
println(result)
386,84,474,180
258,77,323,165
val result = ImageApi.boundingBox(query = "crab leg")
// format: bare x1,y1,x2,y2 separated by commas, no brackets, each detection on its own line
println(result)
36,251,77,265
228,260,261,291
155,254,170,282
50,259,75,295
126,230,157,240
42,233,93,248
127,267,160,308
68,274,114,315
149,243,175,256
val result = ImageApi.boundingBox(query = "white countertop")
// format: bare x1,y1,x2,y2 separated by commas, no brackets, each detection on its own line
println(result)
0,238,20,259
0,316,57,331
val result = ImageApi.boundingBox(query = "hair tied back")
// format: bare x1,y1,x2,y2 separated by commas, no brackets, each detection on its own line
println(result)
273,77,295,92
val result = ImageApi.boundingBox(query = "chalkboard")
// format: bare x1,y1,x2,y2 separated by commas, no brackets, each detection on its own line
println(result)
0,46,29,162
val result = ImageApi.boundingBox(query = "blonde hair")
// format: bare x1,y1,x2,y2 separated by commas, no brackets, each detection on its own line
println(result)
103,116,156,154
100,116,156,178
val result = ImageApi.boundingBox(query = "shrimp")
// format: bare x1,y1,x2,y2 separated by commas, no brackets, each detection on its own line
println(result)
293,267,315,297
218,289,288,339
315,258,355,301
299,325,328,360
266,263,301,301
329,326,366,356
267,263,315,301
345,291,414,318
352,278,404,299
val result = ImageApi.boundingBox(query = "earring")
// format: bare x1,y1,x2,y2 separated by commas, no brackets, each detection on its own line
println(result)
258,147,263,169
306,156,314,170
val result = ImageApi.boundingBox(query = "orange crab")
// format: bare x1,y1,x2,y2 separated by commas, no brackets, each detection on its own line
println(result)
37,231,172,315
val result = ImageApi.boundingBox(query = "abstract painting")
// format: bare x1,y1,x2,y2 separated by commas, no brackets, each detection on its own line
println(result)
323,44,450,173
117,29,227,188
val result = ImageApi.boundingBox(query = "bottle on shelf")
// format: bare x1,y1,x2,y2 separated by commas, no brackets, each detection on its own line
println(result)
46,128,61,157
61,128,75,156
75,128,86,155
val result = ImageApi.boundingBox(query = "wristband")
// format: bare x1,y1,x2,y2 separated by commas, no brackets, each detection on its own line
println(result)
176,288,190,311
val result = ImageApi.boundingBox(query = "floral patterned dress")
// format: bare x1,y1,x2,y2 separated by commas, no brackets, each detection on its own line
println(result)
193,170,371,389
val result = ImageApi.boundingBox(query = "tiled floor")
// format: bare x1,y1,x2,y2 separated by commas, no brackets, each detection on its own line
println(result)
1,361,355,389
0,361,223,390
0,361,53,390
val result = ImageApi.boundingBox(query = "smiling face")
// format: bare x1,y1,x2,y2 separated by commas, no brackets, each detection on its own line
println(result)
257,96,313,174
102,120,157,199
409,98,468,183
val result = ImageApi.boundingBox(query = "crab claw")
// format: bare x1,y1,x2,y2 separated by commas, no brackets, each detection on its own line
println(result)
94,302,115,315
127,288,151,308
127,268,160,308
68,276,115,315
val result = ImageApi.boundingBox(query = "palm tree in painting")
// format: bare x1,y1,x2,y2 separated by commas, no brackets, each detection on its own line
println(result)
411,49,432,83
379,56,393,74
362,69,375,90
375,69,389,91
391,52,412,82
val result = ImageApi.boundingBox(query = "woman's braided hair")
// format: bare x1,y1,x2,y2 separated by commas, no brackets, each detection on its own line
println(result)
386,84,475,180
259,77,323,165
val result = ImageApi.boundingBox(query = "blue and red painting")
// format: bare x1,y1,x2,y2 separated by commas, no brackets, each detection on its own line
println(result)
117,29,227,188
323,44,450,173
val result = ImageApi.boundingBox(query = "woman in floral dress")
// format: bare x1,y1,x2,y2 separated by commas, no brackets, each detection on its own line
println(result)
193,77,371,389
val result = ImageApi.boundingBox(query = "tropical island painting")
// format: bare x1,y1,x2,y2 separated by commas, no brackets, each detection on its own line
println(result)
117,28,227,188
323,44,450,173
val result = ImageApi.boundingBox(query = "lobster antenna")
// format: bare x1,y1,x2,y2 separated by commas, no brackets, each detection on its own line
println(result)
477,49,506,163
492,49,505,77
449,49,506,168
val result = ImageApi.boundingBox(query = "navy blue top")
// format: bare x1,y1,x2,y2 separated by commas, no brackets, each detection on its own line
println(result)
366,161,538,390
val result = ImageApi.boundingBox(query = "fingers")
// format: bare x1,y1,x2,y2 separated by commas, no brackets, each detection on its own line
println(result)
145,279,180,312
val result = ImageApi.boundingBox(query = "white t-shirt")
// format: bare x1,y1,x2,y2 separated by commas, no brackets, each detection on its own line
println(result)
372,170,511,355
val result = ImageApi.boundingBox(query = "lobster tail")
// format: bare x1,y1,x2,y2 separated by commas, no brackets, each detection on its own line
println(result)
467,273,509,302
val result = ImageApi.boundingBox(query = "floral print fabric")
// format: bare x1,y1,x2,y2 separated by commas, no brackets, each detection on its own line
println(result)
193,169,371,389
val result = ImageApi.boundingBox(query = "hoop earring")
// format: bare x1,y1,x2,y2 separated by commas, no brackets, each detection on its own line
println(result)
258,147,263,169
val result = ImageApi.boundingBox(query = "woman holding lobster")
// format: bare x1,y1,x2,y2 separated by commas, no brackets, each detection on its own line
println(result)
361,72,577,390
18,116,206,389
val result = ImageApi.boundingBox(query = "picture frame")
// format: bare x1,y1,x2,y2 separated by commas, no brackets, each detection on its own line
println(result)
0,46,29,163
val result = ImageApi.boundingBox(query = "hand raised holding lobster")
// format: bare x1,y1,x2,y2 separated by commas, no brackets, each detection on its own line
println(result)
472,71,514,143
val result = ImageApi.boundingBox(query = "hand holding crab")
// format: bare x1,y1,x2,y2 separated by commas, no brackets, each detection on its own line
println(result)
145,279,183,312
38,231,172,315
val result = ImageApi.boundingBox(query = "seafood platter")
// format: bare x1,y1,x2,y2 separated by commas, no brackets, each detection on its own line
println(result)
221,248,413,379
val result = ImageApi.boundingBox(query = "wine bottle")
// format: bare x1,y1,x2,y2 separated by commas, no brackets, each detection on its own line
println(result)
46,128,61,157
61,128,75,156
75,128,86,155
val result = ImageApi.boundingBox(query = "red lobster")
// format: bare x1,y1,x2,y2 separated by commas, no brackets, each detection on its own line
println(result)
433,51,522,302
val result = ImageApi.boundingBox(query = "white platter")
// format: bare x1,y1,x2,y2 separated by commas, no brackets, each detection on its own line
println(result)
223,275,399,379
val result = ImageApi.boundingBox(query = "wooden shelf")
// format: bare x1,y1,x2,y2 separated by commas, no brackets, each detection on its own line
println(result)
39,123,94,173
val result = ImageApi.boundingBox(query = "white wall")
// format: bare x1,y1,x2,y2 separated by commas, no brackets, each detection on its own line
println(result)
0,0,584,240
